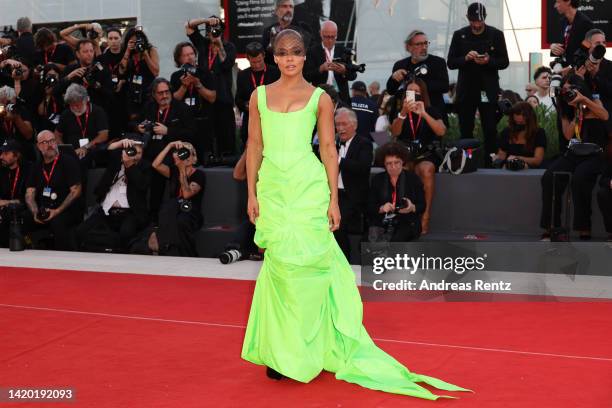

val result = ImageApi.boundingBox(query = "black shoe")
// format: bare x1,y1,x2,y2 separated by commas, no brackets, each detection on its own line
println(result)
266,366,284,380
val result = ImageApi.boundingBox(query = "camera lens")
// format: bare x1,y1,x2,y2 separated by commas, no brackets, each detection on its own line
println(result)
177,147,191,160
125,146,137,157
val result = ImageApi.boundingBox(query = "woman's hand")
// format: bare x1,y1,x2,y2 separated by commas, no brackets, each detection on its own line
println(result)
328,200,341,231
379,202,394,214
248,195,259,225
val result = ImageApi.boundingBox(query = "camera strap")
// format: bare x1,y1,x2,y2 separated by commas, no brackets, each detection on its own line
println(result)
9,165,20,199
74,105,90,140
132,55,141,74
44,45,56,65
574,106,583,141
407,111,422,140
250,65,266,89
208,48,217,71
42,155,59,187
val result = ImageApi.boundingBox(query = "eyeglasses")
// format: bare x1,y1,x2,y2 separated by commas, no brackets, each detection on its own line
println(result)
246,43,264,53
322,35,337,40
38,139,57,146
155,89,171,95
411,41,430,47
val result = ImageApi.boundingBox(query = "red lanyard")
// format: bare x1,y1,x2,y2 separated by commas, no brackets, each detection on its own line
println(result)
45,45,56,64
407,112,422,140
43,156,59,186
47,97,58,114
250,65,267,88
563,25,572,50
132,55,141,74
157,107,171,124
391,185,397,207
9,166,20,199
3,120,14,135
575,107,584,140
208,48,217,70
75,106,90,139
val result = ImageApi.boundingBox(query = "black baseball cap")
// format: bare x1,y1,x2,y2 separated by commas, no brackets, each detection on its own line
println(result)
0,139,21,153
351,81,367,92
467,2,487,21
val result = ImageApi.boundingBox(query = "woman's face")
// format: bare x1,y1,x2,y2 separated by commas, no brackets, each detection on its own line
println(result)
107,31,122,50
273,35,305,77
384,155,404,178
406,82,422,98
526,97,539,109
513,112,526,125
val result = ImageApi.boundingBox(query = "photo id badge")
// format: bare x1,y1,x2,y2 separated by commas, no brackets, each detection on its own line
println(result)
112,76,119,84
79,138,89,148
185,97,195,107
480,91,489,103
43,187,52,198
133,75,143,86
48,113,60,124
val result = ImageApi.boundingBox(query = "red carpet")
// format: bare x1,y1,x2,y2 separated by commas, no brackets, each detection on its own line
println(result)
1,266,611,407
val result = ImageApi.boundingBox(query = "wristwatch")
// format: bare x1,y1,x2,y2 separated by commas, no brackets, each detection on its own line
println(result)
398,113,407,120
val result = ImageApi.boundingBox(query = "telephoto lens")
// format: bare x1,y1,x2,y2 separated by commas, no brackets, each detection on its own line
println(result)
219,249,243,264
125,146,137,157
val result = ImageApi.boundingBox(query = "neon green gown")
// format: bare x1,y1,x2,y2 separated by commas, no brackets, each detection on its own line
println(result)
241,85,470,399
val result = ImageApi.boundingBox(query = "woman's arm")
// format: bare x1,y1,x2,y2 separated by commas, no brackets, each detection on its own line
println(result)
177,167,202,199
142,47,160,77
233,150,247,181
582,97,609,122
420,107,446,137
246,90,263,224
59,24,83,49
517,147,544,168
152,141,177,178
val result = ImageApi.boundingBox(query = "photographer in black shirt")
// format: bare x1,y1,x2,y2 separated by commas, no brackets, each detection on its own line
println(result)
0,85,35,161
186,16,238,156
151,140,205,256
170,41,217,161
549,0,593,70
25,130,82,251
235,42,280,148
98,28,127,138
37,64,64,131
0,140,31,247
540,74,609,240
386,30,450,124
33,28,76,73
447,2,509,166
118,27,160,120
60,22,105,57
582,29,612,138
58,39,114,113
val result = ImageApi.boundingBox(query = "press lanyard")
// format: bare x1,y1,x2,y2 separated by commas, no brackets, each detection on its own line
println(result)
407,112,422,140
75,106,90,139
9,166,20,199
250,65,266,88
43,156,59,187
574,106,584,141
157,107,171,124
208,48,217,70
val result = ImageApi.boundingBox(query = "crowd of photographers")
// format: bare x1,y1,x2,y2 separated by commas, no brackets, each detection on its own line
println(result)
0,0,611,261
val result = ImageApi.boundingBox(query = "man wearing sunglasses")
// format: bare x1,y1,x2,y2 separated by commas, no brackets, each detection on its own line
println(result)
386,30,450,124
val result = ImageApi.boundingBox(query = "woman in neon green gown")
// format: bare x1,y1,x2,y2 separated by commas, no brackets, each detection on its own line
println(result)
241,29,470,400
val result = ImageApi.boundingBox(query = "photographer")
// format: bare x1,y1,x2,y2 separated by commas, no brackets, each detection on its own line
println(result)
0,86,35,161
386,30,450,123
0,140,31,247
25,130,82,251
235,42,280,148
582,29,612,137
59,39,113,112
305,20,357,105
75,137,151,252
170,41,217,159
540,74,609,241
368,142,425,242
597,145,612,241
13,17,36,64
550,0,593,69
55,84,108,165
98,28,126,138
60,22,104,56
262,0,311,66
33,28,76,73
334,108,373,259
447,2,509,166
0,57,38,111
118,27,160,120
186,17,238,156
389,78,445,234
151,141,205,256
133,77,195,218
494,102,546,169
37,64,64,131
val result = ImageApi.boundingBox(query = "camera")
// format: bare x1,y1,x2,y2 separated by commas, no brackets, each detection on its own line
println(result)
506,158,526,171
0,202,25,251
572,44,606,69
176,147,191,161
561,87,578,103
140,120,155,141
180,63,197,76
178,198,192,212
399,64,428,90
125,146,137,157
84,62,103,84
41,74,58,87
219,248,243,264
88,29,99,40
0,63,20,78
205,16,225,38
333,48,366,75
37,207,50,221
133,27,150,53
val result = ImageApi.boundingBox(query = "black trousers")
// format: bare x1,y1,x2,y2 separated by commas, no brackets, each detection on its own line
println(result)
75,207,143,250
597,185,612,233
333,190,364,261
157,199,202,257
213,102,236,155
30,208,80,251
457,100,498,163
540,153,603,231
